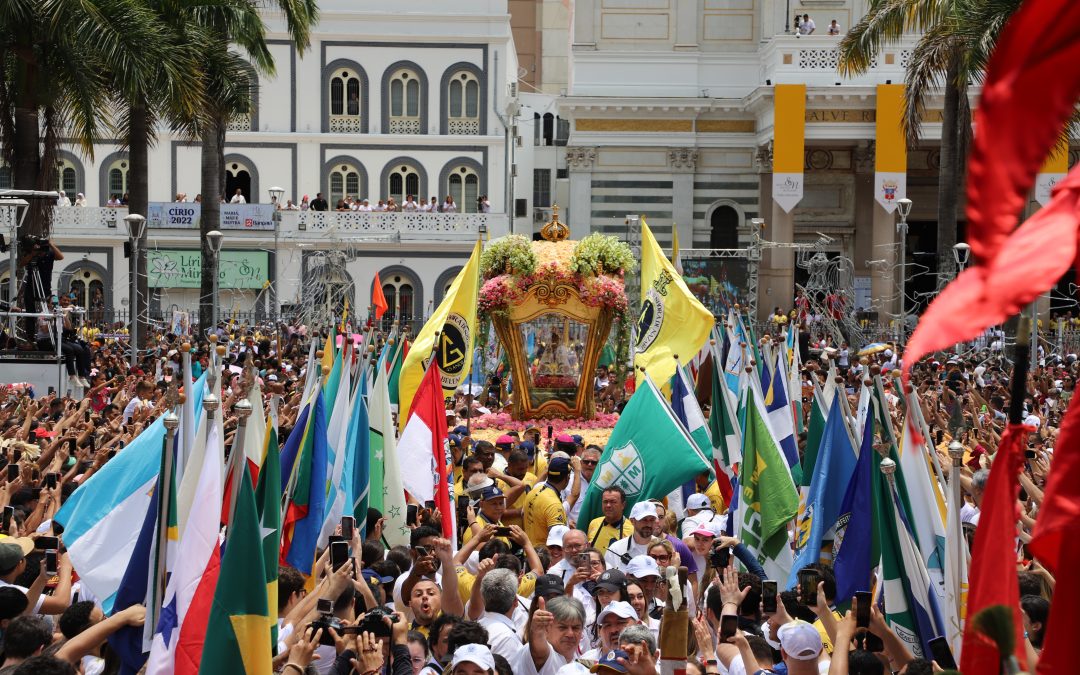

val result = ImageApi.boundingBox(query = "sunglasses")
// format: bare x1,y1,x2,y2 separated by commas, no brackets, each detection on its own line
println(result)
581,459,598,466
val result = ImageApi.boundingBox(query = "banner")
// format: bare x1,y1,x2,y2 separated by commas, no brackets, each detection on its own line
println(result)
875,84,908,212
772,84,806,213
147,250,269,289
1035,138,1068,206
220,203,275,231
147,203,275,231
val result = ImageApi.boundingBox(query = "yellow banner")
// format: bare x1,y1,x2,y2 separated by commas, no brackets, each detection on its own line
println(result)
773,85,806,173
1041,137,1069,174
875,84,907,173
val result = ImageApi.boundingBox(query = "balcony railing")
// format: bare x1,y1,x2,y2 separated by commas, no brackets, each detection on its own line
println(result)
329,115,364,133
762,35,915,87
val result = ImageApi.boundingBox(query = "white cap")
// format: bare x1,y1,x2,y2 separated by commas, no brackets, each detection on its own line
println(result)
596,601,638,624
629,501,658,521
777,621,824,660
625,555,660,578
450,643,495,672
547,525,571,547
686,494,712,511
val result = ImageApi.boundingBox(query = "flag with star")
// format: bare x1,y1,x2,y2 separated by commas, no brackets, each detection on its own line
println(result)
371,345,408,547
253,419,280,653
199,468,272,674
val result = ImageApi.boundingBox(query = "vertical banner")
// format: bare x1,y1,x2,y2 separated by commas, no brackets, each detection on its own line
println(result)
875,84,908,212
1035,138,1068,205
772,84,806,212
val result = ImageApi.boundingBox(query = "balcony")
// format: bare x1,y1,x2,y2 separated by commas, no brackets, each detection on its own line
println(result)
761,35,915,88
329,115,363,133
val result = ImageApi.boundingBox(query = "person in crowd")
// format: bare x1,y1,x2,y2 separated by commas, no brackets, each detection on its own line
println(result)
585,486,632,556
229,188,247,204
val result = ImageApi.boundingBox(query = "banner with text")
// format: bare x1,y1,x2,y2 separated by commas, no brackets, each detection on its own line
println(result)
147,202,275,230
772,84,806,213
1035,138,1068,206
148,249,269,289
875,84,908,213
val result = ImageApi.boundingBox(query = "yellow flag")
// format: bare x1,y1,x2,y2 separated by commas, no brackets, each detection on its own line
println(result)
635,218,713,387
398,240,481,430
671,225,683,275
321,328,335,375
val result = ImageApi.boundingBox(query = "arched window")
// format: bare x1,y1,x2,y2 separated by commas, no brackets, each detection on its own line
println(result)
389,68,421,134
107,158,129,198
55,159,79,202
0,163,11,190
447,71,480,134
387,163,421,205
447,166,479,213
542,113,554,146
710,205,741,249
329,163,362,205
380,274,416,329
330,67,363,133
225,161,253,203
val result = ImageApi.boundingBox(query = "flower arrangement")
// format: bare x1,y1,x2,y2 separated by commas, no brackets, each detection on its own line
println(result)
480,234,537,279
533,374,579,389
579,274,629,315
569,234,637,278
470,410,621,432
478,274,524,316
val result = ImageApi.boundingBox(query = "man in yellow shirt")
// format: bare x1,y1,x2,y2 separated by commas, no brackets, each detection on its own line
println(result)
502,449,537,529
696,470,727,515
523,456,571,545
585,485,633,555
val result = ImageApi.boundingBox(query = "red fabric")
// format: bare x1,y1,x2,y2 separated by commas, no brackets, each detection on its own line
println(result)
175,548,220,675
960,424,1028,675
409,361,454,544
372,272,389,320
1029,398,1080,674
901,0,1080,380
219,459,259,526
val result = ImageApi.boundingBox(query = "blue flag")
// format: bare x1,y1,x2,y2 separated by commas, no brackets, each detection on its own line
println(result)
279,403,311,495
107,482,159,674
346,377,371,535
833,408,876,602
789,392,857,588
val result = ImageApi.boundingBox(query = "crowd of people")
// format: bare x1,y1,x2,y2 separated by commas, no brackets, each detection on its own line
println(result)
0,309,1061,675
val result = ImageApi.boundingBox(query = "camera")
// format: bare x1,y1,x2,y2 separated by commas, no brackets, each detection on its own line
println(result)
310,598,344,645
709,543,730,569
358,606,398,637
21,235,50,253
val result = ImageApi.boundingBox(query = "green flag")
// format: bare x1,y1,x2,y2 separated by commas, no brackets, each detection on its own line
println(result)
737,385,799,582
801,392,827,489
708,340,741,469
200,469,272,675
578,376,712,527
254,420,280,654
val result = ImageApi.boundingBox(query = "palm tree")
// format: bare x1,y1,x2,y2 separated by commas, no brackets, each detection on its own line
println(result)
192,0,318,335
838,0,1021,284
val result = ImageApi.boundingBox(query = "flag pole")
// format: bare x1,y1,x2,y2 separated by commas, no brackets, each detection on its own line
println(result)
151,383,180,637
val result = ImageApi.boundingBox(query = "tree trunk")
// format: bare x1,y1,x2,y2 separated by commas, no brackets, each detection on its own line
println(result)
936,56,962,282
12,106,44,239
128,104,150,346
199,115,223,336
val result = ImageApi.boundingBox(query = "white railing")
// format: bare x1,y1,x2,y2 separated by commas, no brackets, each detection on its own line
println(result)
448,118,480,135
226,112,253,132
287,210,495,234
51,206,126,230
388,117,422,134
329,115,363,133
762,35,914,87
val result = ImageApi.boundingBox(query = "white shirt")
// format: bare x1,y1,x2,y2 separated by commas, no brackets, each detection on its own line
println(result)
799,18,816,34
479,611,526,662
403,200,419,212
443,202,458,213
604,535,649,571
515,643,569,675
230,193,246,204
562,471,590,525
123,396,149,424
960,502,981,526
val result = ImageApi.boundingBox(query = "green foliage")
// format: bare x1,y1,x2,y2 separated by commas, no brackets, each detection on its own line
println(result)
570,234,637,278
480,235,537,279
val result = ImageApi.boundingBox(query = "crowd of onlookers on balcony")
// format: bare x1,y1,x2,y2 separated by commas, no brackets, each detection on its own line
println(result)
794,14,843,36
57,190,492,214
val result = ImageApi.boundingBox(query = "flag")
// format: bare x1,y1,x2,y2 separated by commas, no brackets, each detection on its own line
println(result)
177,381,209,533
789,391,857,587
221,380,265,526
371,356,409,547
387,337,407,411
706,336,739,506
340,296,350,332
798,386,826,497
320,344,355,544
943,459,970,658
736,385,799,582
321,329,337,385
280,391,328,575
897,412,947,594
199,469,272,675
146,417,224,675
578,375,713,528
833,410,876,603
55,380,206,610
634,218,713,389
398,240,481,431
397,361,455,544
254,421,281,654
344,376,371,536
671,225,683,275
669,363,714,517
959,424,1027,675
762,348,801,482
107,474,160,674
373,271,389,320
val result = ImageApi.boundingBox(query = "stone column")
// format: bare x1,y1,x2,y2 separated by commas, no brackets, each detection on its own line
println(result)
669,148,697,248
755,144,774,320
573,0,597,49
755,143,796,316
566,147,596,236
674,0,700,50
854,142,896,317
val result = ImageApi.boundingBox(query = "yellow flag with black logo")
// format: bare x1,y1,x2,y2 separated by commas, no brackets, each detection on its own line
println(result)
398,239,481,431
635,219,713,387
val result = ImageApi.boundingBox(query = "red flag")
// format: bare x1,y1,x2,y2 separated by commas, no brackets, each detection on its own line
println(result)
397,360,455,545
901,0,1080,379
372,272,389,320
960,424,1027,675
1029,397,1080,674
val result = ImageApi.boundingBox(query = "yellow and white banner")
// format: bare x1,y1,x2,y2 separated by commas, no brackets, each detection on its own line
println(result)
772,84,806,213
1035,138,1068,206
874,84,908,213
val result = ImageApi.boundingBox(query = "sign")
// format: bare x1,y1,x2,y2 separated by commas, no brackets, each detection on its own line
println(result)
874,84,908,213
1035,138,1068,206
147,202,275,230
773,84,806,213
148,250,269,289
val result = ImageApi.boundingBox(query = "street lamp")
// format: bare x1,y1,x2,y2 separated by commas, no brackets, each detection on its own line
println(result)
268,187,284,321
206,230,224,329
952,242,971,274
895,198,913,346
123,212,146,365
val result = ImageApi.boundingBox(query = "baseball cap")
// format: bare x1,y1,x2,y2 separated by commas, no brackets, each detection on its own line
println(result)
777,621,824,660
448,433,462,449
548,456,571,478
534,574,565,600
546,524,570,547
625,555,660,579
691,521,724,538
686,494,711,511
453,425,469,436
361,569,395,587
555,433,574,444
628,501,658,521
450,643,495,672
594,569,627,594
519,440,536,457
480,485,505,501
596,600,637,623
0,539,34,571
590,650,630,674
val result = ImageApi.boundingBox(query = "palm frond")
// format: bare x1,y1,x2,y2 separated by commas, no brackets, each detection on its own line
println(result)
839,0,953,76
901,22,961,146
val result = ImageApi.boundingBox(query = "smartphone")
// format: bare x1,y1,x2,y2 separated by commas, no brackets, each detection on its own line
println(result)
494,526,512,537
11,449,20,464
424,500,436,511
797,569,820,604
45,549,58,576
927,636,957,669
2,506,13,532
761,581,778,613
36,536,59,551
414,545,430,557
340,516,355,540
406,504,418,526
862,632,885,653
1025,449,1037,459
6,464,18,481
31,468,39,482
46,473,57,489
330,541,349,571
547,425,553,440
67,438,76,453
719,615,739,641
84,410,91,423
855,591,872,628
48,386,55,396
457,494,470,513
107,450,117,460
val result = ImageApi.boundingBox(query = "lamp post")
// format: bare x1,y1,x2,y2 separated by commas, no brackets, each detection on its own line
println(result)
947,439,965,624
268,186,284,321
206,230,224,329
0,198,29,338
124,213,146,367
895,198,913,346
952,242,970,274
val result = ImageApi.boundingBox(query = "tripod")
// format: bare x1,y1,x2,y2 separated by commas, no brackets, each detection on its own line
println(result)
18,260,50,345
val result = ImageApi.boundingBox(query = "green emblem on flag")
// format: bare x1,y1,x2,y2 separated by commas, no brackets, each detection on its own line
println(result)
594,442,645,499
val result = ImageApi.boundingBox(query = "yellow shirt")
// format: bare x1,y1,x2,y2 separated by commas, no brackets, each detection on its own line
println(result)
523,482,567,545
456,567,537,605
585,516,634,555
461,513,510,547
503,471,538,529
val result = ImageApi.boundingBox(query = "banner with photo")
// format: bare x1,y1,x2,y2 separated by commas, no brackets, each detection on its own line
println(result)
680,257,753,316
